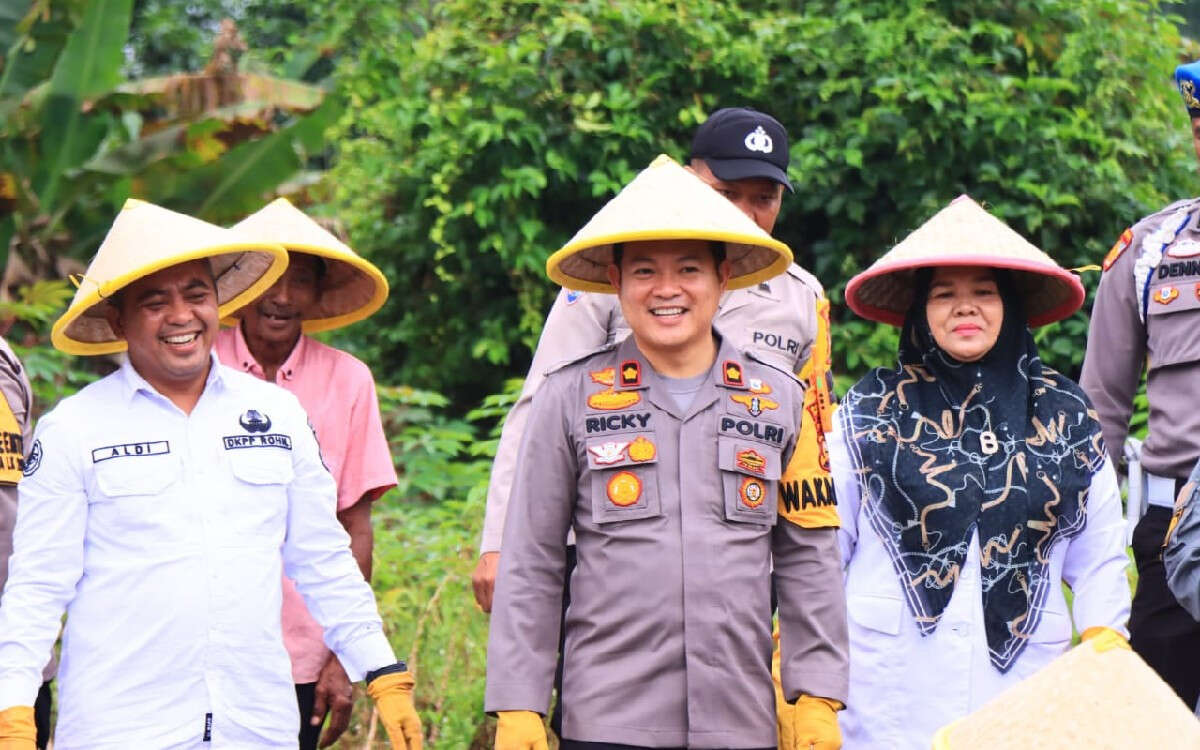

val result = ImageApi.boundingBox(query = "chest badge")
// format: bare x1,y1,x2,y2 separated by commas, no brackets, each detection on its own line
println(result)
588,440,629,465
240,409,272,433
735,448,767,475
723,360,745,388
739,477,766,508
606,471,642,507
1153,286,1180,305
730,379,779,417
628,436,656,462
588,367,641,410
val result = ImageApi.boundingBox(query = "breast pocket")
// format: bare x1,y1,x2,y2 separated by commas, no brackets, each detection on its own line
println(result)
223,448,294,541
586,432,662,524
718,437,780,527
91,454,184,543
1148,281,1200,368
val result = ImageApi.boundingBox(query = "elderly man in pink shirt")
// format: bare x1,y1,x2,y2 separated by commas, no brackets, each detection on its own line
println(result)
215,198,397,750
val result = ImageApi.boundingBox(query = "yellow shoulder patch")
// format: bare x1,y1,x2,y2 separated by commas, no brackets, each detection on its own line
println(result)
0,390,24,485
779,296,838,528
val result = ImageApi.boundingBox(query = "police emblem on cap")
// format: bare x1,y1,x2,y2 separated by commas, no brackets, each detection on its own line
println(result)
744,126,773,154
240,409,272,433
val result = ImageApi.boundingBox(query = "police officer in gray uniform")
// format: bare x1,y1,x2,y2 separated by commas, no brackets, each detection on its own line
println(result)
473,107,828,609
1079,59,1200,709
485,155,847,750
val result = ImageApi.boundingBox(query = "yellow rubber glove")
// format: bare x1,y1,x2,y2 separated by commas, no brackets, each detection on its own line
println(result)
0,705,35,749
1080,626,1131,653
366,671,423,750
772,629,795,747
791,695,843,750
495,710,548,750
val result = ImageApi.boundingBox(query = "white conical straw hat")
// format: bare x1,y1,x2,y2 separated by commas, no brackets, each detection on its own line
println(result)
51,199,287,355
226,198,389,333
932,640,1200,749
545,154,792,293
845,195,1084,327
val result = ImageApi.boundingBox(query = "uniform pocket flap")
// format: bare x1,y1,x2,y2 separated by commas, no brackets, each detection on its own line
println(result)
585,432,659,470
847,594,904,636
718,438,782,480
228,451,295,486
94,454,179,497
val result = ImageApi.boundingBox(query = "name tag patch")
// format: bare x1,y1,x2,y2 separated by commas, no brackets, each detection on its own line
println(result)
223,434,293,451
92,441,170,463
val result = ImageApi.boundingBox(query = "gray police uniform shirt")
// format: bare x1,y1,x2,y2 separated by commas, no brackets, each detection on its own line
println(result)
1082,197,1200,479
484,332,849,748
480,263,823,553
0,337,53,683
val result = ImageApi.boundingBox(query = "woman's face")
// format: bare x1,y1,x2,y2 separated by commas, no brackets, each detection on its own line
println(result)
924,265,1004,362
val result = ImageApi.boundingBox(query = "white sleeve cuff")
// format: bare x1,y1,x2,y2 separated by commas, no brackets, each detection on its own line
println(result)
334,629,397,682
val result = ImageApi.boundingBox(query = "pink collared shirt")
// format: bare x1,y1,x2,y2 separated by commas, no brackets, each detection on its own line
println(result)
216,325,398,683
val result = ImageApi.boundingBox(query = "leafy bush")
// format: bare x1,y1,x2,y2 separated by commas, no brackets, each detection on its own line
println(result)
329,0,1193,399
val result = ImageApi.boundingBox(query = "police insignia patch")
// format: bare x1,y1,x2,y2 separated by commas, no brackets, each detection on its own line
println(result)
730,380,779,417
606,471,642,507
588,440,629,466
628,436,656,462
588,389,642,410
1168,239,1200,259
23,439,41,477
723,360,745,388
1153,286,1180,305
1102,228,1133,271
739,477,766,508
735,448,767,475
590,367,615,386
619,360,641,387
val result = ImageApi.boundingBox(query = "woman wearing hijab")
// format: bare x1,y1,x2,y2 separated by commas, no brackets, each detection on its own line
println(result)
833,195,1131,748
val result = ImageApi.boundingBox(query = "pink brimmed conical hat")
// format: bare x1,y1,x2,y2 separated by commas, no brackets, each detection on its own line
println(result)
845,195,1084,327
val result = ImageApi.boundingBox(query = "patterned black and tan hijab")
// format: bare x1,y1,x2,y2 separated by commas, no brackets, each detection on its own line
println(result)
840,269,1106,672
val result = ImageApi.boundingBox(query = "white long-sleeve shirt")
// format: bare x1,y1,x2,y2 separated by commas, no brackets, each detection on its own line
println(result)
0,358,395,749
830,418,1131,750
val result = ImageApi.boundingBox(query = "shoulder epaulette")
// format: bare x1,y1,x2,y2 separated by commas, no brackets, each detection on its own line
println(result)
783,263,826,298
541,341,619,378
744,349,803,386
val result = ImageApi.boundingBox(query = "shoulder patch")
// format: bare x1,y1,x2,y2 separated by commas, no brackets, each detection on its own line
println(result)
1102,228,1133,272
541,341,619,378
22,439,41,478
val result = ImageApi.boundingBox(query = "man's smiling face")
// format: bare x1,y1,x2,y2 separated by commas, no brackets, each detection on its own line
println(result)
239,251,322,351
106,259,219,394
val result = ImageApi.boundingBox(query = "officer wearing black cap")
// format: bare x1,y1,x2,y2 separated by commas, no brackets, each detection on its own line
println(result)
473,107,841,743
1081,59,1200,709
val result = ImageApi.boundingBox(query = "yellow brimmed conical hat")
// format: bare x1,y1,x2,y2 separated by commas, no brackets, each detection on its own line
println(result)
225,198,389,333
545,154,792,293
51,199,288,356
845,195,1084,327
932,639,1200,749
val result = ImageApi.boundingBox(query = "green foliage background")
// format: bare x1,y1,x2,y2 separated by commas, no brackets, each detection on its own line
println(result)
6,0,1197,746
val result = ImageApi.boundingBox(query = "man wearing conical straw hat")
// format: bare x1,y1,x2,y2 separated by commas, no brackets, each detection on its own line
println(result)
1080,58,1200,712
214,197,397,750
0,199,422,749
485,155,848,750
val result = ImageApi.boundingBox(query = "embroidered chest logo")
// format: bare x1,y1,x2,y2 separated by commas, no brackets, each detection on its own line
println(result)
739,477,766,508
224,410,292,451
723,360,745,387
744,126,773,154
628,436,656,462
587,367,641,410
606,471,642,507
23,439,42,476
588,440,629,465
1153,286,1180,305
239,409,271,433
735,448,767,475
91,441,170,463
730,378,779,417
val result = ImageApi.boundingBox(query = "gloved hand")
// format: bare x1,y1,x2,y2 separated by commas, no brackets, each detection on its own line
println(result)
366,668,423,749
1081,626,1131,653
772,629,794,746
790,695,843,750
495,710,548,750
0,705,35,750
